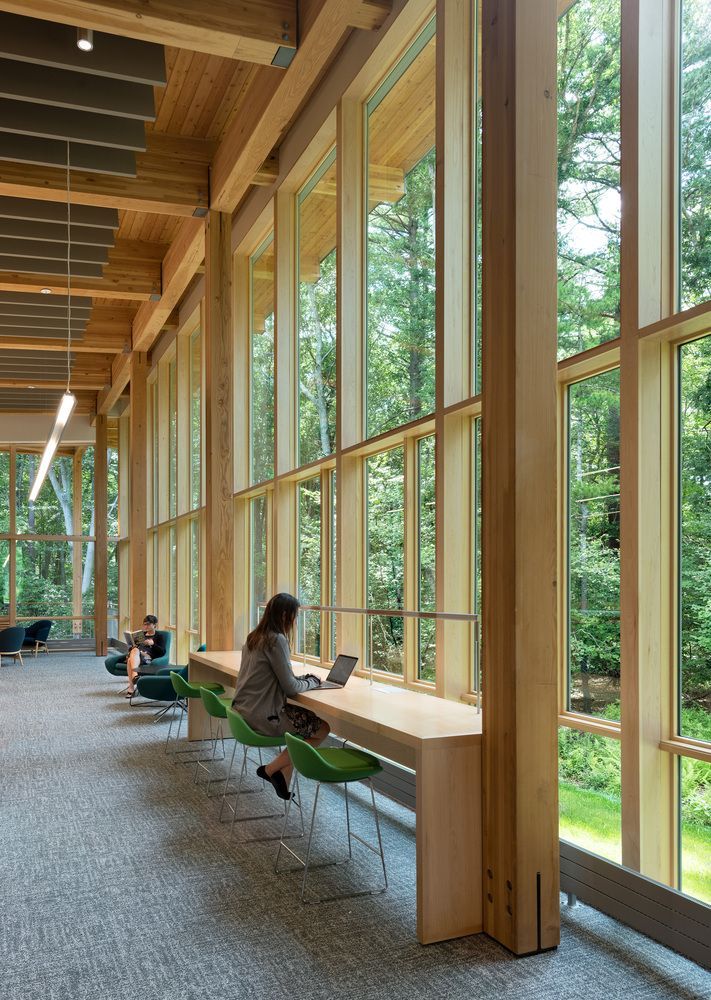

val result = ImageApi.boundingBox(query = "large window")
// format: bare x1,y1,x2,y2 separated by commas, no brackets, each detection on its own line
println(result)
680,757,711,904
567,370,621,718
190,328,202,510
250,235,275,484
297,476,322,656
417,436,435,682
678,337,711,741
168,358,177,519
559,728,621,863
366,447,405,675
297,151,337,465
366,19,436,438
679,0,711,309
249,495,268,629
557,0,621,359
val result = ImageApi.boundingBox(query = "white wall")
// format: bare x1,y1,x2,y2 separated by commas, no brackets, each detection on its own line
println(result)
0,412,95,446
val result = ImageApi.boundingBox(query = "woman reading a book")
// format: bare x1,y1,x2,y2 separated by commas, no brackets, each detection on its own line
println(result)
126,615,166,698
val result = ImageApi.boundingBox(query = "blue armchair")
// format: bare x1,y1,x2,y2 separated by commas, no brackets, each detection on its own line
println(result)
0,626,27,666
22,620,53,656
105,629,172,678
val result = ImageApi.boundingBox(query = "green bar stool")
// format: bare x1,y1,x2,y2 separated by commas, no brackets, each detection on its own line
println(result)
275,732,388,904
198,687,235,795
168,671,225,763
220,707,304,842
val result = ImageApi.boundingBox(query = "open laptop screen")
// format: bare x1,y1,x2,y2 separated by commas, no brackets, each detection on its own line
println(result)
327,654,358,685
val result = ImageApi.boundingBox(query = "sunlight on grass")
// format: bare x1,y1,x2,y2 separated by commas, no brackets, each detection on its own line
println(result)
682,824,711,905
560,781,621,863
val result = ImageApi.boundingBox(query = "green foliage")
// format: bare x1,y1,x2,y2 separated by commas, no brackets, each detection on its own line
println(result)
557,0,621,359
367,150,436,437
367,448,405,674
299,249,337,466
297,477,322,655
680,0,711,309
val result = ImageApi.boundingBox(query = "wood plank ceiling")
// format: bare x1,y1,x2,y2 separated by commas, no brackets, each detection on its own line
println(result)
0,0,392,417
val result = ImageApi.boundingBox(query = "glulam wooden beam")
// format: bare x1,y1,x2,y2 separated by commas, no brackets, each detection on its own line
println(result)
211,0,391,212
96,351,132,416
204,210,235,650
4,0,298,66
481,0,559,956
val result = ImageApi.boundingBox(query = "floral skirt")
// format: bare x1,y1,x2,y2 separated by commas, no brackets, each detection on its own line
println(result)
284,704,324,739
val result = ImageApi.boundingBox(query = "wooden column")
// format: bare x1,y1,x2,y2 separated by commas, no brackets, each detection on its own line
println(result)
481,0,559,954
94,414,108,655
619,0,676,883
129,352,149,628
204,210,235,650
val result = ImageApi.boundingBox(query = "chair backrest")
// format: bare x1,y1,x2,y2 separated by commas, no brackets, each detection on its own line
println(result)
197,643,206,652
200,686,227,718
23,621,39,639
0,626,26,654
156,629,171,656
169,670,194,698
34,620,53,642
285,732,327,780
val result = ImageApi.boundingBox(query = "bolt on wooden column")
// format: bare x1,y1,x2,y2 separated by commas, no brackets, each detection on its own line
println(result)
481,0,559,955
204,210,235,651
129,352,149,628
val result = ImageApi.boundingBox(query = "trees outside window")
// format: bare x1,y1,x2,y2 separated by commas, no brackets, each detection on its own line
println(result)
250,236,275,484
366,447,405,674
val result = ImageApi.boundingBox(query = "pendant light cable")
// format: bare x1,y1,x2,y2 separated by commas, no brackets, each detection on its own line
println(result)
66,139,72,392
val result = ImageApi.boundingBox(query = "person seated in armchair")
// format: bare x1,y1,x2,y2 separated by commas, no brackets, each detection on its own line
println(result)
126,615,166,699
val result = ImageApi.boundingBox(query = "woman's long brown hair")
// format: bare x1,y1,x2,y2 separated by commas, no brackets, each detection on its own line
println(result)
245,592,300,651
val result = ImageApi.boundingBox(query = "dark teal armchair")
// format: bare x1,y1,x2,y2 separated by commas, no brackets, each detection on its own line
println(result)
105,629,172,678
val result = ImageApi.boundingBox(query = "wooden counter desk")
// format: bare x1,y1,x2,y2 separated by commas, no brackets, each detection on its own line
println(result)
189,649,483,945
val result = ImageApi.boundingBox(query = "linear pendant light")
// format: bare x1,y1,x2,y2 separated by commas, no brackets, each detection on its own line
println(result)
28,141,77,503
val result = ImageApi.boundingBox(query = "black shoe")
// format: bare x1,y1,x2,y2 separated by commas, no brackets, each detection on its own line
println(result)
257,765,291,800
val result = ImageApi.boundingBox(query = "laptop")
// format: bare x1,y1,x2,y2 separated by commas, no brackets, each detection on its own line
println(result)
311,654,358,690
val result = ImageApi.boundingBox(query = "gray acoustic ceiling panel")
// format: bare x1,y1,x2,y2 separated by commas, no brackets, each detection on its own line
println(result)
0,292,93,313
0,133,136,176
0,256,103,278
0,98,147,149
0,315,87,331
0,237,109,264
0,12,166,86
0,329,85,341
0,218,115,246
0,197,118,229
0,387,65,410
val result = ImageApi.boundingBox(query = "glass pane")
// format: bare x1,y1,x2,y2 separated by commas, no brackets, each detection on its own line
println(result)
107,444,119,537
251,235,275,484
417,436,436,682
107,540,118,620
330,469,337,658
297,476,322,656
168,358,177,518
473,416,482,694
680,757,711,904
81,447,94,535
81,541,94,615
679,0,711,310
0,540,9,617
559,727,621,863
678,337,711,739
298,151,337,465
16,539,74,621
366,20,436,438
567,370,620,718
190,329,202,509
366,448,404,675
169,526,176,627
190,518,200,632
250,496,268,629
151,381,159,526
0,451,9,532
16,451,73,535
557,0,621,359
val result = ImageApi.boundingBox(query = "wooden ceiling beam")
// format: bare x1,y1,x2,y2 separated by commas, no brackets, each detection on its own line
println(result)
4,0,298,66
0,263,160,301
0,332,129,353
0,374,107,390
210,0,391,212
0,133,210,216
96,350,132,416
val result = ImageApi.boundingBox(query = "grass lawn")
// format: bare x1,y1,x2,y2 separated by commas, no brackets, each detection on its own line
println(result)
560,781,711,905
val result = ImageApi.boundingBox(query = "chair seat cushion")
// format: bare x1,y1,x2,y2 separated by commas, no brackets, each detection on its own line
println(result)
313,747,383,783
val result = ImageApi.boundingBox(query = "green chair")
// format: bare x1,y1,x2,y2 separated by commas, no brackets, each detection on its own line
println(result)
275,733,388,903
168,669,224,762
198,687,234,795
220,707,304,842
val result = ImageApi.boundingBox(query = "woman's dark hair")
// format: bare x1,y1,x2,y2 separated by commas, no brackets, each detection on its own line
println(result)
245,593,299,651
143,614,158,625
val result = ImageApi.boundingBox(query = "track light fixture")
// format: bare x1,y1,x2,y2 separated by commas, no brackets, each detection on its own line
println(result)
77,27,94,52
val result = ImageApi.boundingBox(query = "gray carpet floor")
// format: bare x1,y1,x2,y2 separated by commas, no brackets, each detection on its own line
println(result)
1,653,709,1000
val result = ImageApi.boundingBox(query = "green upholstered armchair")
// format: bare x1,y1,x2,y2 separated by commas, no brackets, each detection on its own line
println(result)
104,629,172,677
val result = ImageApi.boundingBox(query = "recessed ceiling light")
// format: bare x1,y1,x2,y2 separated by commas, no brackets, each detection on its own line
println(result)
27,385,35,390
40,287,52,294
77,27,94,52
